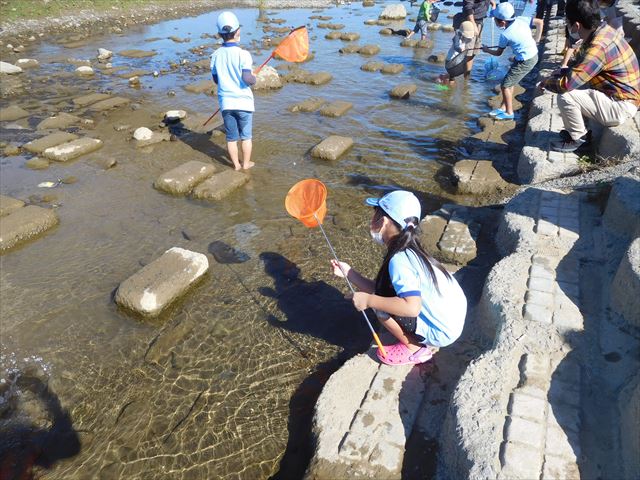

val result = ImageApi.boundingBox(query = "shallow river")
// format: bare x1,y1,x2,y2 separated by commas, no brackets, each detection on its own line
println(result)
0,2,511,478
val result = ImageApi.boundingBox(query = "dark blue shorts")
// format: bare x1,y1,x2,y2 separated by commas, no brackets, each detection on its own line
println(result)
222,110,253,141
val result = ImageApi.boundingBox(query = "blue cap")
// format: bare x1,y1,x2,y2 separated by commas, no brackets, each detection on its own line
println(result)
217,11,240,34
365,191,421,229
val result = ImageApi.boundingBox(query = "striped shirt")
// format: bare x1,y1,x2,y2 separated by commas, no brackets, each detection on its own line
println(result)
546,23,640,107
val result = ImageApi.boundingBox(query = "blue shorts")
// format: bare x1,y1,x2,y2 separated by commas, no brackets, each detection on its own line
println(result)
222,110,253,142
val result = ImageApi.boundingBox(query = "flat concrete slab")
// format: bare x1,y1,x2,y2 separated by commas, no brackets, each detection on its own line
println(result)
0,205,58,253
358,44,381,55
304,71,333,85
89,97,131,111
0,195,25,217
311,135,353,161
72,93,112,107
119,49,156,58
453,159,510,194
0,105,29,122
191,170,249,201
154,160,216,195
43,137,103,162
319,101,353,118
390,83,417,99
37,112,83,130
23,132,79,154
136,131,171,148
288,97,326,113
183,79,216,95
115,247,209,317
381,63,404,74
361,61,384,72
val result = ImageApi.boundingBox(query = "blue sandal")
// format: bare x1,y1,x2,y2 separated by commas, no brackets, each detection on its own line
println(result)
489,108,504,117
494,111,514,121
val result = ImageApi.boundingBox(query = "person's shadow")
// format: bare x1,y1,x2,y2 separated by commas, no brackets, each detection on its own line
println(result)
258,252,371,352
0,375,80,480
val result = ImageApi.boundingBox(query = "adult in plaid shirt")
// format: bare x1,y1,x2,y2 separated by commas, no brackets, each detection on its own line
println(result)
539,0,640,152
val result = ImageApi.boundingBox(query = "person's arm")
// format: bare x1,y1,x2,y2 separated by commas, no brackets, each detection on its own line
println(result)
482,45,505,56
242,69,256,85
531,17,544,43
331,260,375,293
240,50,257,86
545,42,604,93
212,73,218,84
351,292,422,317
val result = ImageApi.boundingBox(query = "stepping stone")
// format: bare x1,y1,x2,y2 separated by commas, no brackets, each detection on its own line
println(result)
0,195,25,217
25,158,50,170
23,132,79,154
254,65,282,90
390,83,417,99
42,137,103,162
381,63,404,74
118,69,152,79
427,23,441,31
376,19,392,26
363,0,375,6
288,97,326,113
115,247,209,317
358,44,381,55
89,97,131,111
136,131,171,148
154,161,216,195
320,101,353,118
15,59,39,69
364,19,379,25
325,31,342,40
428,53,446,64
361,61,384,72
191,170,249,201
339,44,361,54
452,159,510,194
401,39,419,47
0,205,58,253
304,72,333,85
379,28,393,35
72,93,111,107
0,105,29,122
37,112,84,130
311,135,353,161
119,49,156,58
416,39,434,48
183,79,216,95
341,32,360,41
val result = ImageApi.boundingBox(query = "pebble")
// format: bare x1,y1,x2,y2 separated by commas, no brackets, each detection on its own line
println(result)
98,158,118,170
3,144,20,156
133,127,153,141
76,66,94,75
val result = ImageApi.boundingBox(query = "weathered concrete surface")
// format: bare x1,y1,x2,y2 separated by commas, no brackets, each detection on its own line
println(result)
37,112,84,130
379,4,407,19
390,83,417,99
254,65,283,90
452,160,511,194
72,93,112,107
310,135,353,161
184,79,216,95
305,71,333,85
191,170,249,201
306,351,425,479
0,195,24,217
25,158,50,170
23,132,79,154
611,237,640,328
361,61,384,72
0,105,29,122
602,173,640,240
358,44,381,55
89,97,131,111
381,63,404,74
288,97,326,113
598,112,640,162
341,32,360,41
0,205,58,253
319,101,353,118
43,138,103,162
115,247,209,317
119,49,156,58
420,206,480,265
154,161,216,195
618,374,640,480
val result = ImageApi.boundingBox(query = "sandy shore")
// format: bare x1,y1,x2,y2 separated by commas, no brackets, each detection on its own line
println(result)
0,0,334,42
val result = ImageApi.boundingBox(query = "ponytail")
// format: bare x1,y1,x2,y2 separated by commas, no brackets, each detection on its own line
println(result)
374,210,451,296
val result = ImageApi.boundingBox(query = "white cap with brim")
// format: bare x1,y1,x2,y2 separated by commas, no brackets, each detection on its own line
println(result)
491,2,515,21
217,11,240,35
365,190,421,230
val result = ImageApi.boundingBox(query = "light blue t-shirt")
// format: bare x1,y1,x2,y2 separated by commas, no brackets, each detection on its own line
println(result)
388,250,466,347
210,43,255,112
498,16,538,61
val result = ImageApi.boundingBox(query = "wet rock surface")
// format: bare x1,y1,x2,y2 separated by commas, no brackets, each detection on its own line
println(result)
0,204,58,253
115,247,209,317
319,100,353,118
42,137,103,162
254,65,283,90
23,132,79,154
191,169,249,201
0,195,25,217
361,60,384,72
390,83,417,99
154,160,216,195
311,135,353,161
288,97,326,113
381,63,404,74
0,105,29,122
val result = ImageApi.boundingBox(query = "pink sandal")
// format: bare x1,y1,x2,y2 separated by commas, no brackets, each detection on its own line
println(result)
377,342,435,366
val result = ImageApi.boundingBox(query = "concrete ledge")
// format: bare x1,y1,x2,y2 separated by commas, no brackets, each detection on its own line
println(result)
154,160,216,195
598,113,640,161
611,237,640,328
0,205,58,252
602,173,640,240
191,169,249,201
115,247,209,317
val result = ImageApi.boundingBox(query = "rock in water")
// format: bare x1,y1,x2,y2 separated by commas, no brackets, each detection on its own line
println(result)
133,127,153,141
76,66,94,76
254,65,283,90
379,4,407,19
97,48,113,61
164,110,187,123
0,61,22,74
208,241,250,264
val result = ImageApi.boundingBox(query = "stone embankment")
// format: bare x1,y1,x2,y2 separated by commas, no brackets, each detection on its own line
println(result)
307,2,640,479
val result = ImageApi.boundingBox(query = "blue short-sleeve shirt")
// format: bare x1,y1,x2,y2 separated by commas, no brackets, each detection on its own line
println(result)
388,250,467,347
210,43,255,112
498,16,538,61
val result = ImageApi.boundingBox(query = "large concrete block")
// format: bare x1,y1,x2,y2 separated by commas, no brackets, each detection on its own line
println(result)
598,113,640,161
311,135,353,161
358,44,381,55
23,132,79,154
72,93,112,107
611,237,640,327
0,205,58,252
618,374,640,480
254,65,282,90
0,195,24,217
319,101,353,117
89,97,131,111
37,112,84,130
115,247,209,317
603,174,640,239
42,138,103,162
288,97,325,113
191,170,249,201
381,63,404,74
0,105,29,122
154,161,216,195
453,160,510,194
390,83,417,99
379,4,407,19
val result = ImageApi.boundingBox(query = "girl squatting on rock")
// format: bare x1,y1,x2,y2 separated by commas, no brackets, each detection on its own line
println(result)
331,191,467,366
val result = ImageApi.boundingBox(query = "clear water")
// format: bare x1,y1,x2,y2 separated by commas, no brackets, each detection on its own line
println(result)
0,2,514,478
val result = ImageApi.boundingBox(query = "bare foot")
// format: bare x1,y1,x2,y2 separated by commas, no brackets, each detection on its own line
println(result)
242,161,255,170
233,163,242,171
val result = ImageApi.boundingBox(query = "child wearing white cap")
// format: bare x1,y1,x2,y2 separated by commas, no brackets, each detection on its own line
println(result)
330,191,467,366
210,11,257,170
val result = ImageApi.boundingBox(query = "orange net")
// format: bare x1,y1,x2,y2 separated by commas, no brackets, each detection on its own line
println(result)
285,179,327,228
274,26,309,63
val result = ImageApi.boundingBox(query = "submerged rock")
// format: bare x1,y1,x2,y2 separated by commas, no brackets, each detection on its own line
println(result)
15,59,39,69
191,170,249,201
320,101,353,118
0,195,25,217
37,112,83,130
390,83,417,99
288,97,326,113
0,205,59,253
23,132,79,154
115,247,209,317
208,241,250,264
325,31,342,40
358,44,381,55
89,97,130,111
0,105,29,122
119,49,156,58
25,158,50,170
72,93,111,107
0,61,22,74
341,32,361,41
381,63,404,74
361,61,384,72
427,53,446,64
311,135,353,161
154,160,216,195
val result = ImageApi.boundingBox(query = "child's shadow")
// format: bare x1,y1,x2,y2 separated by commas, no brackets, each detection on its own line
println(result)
258,252,370,351
165,119,234,169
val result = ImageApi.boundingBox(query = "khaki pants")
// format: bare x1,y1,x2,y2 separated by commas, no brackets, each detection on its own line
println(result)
557,88,638,140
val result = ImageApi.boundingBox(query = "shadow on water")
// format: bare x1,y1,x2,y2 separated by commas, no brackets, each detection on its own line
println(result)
0,375,80,480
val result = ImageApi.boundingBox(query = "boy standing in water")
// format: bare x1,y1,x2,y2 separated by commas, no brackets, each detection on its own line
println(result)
211,11,257,170
406,0,439,40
